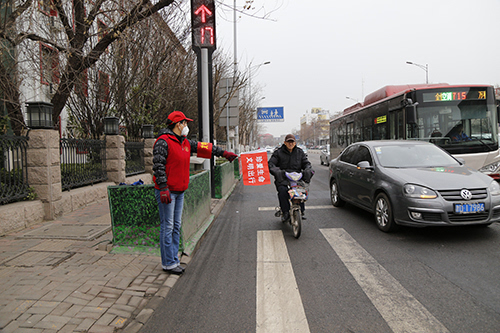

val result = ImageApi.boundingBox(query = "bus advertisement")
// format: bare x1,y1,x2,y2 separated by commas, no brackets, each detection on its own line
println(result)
330,84,500,179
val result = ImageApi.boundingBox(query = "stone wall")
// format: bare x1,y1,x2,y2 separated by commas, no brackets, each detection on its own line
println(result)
0,128,154,236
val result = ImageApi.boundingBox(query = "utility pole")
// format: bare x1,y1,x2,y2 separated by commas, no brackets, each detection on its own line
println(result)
191,0,216,196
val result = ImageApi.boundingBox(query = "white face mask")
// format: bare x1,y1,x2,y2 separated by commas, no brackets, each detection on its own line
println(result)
181,124,190,137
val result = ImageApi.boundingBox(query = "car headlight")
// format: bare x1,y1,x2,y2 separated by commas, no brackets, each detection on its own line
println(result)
403,184,437,199
479,161,500,174
489,181,500,196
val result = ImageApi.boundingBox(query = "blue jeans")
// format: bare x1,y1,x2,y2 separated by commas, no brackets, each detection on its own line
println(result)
155,189,184,270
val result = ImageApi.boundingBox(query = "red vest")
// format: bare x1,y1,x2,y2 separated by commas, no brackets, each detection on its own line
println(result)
154,134,191,192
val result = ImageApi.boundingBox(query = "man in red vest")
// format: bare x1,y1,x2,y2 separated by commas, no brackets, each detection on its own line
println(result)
153,111,237,275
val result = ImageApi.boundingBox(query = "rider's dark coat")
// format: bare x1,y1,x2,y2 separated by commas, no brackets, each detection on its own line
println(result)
268,144,314,188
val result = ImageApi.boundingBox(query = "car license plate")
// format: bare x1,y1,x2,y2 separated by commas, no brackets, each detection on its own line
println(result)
454,202,485,214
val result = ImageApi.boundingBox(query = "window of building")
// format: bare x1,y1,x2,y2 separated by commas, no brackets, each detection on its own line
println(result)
40,43,60,85
98,71,110,102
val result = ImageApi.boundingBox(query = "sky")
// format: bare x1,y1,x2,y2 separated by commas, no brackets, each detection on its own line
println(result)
213,0,500,137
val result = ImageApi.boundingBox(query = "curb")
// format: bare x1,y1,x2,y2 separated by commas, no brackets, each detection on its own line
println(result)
119,179,239,332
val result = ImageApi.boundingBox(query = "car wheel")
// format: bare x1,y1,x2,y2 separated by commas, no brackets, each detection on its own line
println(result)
374,193,396,232
330,179,345,207
320,159,323,165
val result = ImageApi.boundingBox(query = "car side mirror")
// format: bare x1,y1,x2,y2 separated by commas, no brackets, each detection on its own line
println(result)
456,157,465,165
357,161,374,170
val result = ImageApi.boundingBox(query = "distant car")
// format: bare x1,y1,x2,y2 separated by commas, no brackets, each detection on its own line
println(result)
297,145,308,154
329,140,500,232
320,148,330,166
265,146,273,153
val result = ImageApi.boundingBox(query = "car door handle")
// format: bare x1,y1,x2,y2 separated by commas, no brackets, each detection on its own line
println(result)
348,172,354,177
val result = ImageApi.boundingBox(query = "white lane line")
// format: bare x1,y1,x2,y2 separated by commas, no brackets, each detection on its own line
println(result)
256,230,310,333
320,228,449,333
258,205,334,211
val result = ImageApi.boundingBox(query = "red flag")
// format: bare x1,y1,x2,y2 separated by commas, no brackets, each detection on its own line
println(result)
240,150,271,186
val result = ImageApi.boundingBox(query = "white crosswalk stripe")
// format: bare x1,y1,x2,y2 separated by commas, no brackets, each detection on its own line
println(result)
256,230,310,332
320,228,449,333
256,228,449,332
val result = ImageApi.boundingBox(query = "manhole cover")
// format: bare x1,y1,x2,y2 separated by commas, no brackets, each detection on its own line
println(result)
2,251,75,267
21,224,111,241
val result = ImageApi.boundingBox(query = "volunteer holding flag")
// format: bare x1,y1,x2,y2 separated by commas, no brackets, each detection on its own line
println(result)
153,111,237,275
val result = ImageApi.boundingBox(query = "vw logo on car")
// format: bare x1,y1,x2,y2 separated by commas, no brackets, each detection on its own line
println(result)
460,189,472,200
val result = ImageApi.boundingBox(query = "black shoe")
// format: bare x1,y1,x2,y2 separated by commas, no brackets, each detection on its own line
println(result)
164,266,183,275
281,212,290,222
301,211,307,220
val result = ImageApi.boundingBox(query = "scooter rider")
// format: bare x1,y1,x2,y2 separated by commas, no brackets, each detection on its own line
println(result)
268,134,314,222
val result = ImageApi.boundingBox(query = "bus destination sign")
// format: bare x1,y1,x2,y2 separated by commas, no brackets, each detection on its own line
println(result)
423,90,486,103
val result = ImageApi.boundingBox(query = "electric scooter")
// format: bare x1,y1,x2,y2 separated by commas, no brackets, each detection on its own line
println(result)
274,172,308,238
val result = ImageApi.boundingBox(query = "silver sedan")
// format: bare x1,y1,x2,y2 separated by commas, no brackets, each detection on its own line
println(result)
329,140,500,232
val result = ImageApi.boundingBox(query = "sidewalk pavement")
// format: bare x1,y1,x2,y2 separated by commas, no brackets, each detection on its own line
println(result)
0,195,228,333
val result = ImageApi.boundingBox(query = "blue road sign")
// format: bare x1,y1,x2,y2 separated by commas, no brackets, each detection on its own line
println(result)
257,107,284,122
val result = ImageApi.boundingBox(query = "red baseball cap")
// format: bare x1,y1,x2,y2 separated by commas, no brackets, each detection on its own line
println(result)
168,111,193,123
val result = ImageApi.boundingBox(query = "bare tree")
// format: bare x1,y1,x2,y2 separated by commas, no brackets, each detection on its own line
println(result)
212,48,246,143
0,0,179,135
0,0,33,134
66,8,197,139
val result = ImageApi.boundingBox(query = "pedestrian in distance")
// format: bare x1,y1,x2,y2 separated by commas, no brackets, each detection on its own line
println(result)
268,134,314,222
153,111,238,275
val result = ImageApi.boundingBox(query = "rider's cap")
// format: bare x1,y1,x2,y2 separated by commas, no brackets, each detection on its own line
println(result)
285,134,296,142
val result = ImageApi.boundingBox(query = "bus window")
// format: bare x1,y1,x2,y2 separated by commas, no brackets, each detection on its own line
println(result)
390,110,404,139
470,118,493,140
373,122,388,140
390,113,396,139
354,120,362,142
347,122,354,145
362,117,372,141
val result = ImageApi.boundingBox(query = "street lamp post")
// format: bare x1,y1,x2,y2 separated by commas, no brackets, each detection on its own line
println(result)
345,96,360,103
406,61,428,84
248,61,271,99
247,61,270,149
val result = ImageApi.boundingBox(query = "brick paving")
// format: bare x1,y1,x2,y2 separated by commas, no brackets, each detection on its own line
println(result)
0,198,207,333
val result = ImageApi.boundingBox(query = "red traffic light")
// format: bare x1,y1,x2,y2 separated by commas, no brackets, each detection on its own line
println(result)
191,0,216,50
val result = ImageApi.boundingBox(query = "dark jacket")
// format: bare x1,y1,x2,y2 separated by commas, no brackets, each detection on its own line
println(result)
153,128,224,192
268,144,314,188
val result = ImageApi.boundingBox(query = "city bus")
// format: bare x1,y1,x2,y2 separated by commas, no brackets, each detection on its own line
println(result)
329,84,500,179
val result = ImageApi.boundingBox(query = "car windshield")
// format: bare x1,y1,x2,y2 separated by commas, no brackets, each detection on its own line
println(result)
374,144,460,168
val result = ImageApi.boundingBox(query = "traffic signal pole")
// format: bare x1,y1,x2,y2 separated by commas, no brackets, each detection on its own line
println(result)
201,48,210,170
191,0,216,197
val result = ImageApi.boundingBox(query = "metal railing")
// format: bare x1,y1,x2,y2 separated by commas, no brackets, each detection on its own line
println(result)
60,138,107,191
125,139,145,176
0,135,29,204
